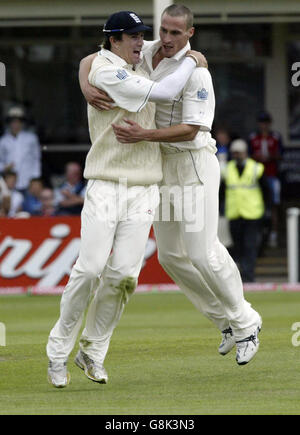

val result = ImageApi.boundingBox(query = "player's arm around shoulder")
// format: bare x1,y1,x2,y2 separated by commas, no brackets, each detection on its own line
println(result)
79,52,115,111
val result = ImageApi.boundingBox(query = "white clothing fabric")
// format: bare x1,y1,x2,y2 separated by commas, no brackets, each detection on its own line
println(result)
47,180,159,362
92,49,155,113
86,49,162,185
8,190,24,217
0,130,41,190
142,41,216,154
91,49,196,112
141,40,261,338
150,57,197,102
154,148,260,340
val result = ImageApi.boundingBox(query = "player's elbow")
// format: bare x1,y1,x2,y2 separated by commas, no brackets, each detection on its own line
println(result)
187,131,198,141
183,125,200,141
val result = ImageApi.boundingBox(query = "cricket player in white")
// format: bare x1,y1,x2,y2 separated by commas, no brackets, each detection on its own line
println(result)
47,10,205,388
80,5,262,369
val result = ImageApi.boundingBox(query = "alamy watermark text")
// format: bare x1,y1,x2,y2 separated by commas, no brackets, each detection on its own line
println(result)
0,62,6,86
0,322,6,346
291,322,300,347
291,62,300,87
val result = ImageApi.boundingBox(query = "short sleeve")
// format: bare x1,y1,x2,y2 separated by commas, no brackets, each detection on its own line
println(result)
89,65,155,113
182,68,215,130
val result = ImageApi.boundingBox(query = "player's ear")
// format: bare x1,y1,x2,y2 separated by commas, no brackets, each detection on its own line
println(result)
110,35,120,50
188,27,195,38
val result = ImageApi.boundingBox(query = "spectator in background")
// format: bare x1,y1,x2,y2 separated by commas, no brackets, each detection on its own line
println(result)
54,162,86,215
0,175,10,217
221,139,271,282
39,188,56,217
0,107,41,194
215,127,233,216
248,111,283,247
23,178,44,215
215,127,232,172
2,170,24,217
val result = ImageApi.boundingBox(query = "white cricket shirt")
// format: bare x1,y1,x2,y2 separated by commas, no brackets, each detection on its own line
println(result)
91,49,155,113
0,130,41,190
85,49,162,185
142,41,216,153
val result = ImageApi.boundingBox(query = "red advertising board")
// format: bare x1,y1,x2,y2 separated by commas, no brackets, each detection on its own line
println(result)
0,218,298,294
0,217,173,294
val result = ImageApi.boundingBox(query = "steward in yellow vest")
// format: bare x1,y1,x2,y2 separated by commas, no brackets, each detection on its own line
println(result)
221,139,271,282
224,158,265,220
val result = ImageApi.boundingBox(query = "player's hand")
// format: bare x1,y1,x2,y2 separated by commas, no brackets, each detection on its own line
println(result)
82,84,114,111
112,119,146,143
186,50,208,68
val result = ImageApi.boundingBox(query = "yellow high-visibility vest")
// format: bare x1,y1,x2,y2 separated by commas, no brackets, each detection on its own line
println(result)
224,158,265,220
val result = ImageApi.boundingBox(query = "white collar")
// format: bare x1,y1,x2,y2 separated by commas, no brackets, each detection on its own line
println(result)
99,48,144,69
99,48,128,67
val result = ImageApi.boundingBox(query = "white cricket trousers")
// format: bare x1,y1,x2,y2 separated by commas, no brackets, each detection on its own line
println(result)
47,179,159,364
154,147,261,341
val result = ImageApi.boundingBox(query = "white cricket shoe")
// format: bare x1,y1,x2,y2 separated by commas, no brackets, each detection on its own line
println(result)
75,350,108,384
218,327,235,356
48,360,70,388
236,320,262,365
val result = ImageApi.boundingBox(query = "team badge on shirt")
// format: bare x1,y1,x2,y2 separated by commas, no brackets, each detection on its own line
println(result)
116,69,128,80
197,88,208,100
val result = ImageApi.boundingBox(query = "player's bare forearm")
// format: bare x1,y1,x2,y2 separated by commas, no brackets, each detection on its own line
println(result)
143,124,199,143
112,119,200,143
79,53,97,91
79,53,114,110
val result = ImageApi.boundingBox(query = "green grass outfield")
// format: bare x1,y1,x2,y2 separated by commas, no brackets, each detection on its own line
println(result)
0,291,300,415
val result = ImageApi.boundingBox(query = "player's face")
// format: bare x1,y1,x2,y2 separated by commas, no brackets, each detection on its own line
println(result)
159,13,194,58
118,32,144,65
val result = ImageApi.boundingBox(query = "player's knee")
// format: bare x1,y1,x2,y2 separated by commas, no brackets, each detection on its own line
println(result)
112,276,137,304
157,250,175,268
80,260,105,280
189,242,223,273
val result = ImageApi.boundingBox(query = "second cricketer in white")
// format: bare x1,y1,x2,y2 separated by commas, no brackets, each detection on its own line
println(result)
47,10,204,388
111,8,262,366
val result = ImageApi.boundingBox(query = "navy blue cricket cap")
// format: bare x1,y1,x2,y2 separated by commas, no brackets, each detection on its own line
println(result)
103,11,151,34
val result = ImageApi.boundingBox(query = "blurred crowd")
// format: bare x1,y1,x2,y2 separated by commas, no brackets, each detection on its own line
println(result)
0,106,86,219
216,110,283,282
0,105,283,282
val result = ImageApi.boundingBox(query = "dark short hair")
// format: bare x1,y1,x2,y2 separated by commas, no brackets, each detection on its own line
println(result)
30,177,43,184
102,32,123,51
162,4,194,29
3,170,17,179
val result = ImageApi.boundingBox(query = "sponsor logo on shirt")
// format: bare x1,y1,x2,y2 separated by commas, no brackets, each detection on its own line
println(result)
197,88,208,100
116,69,129,80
